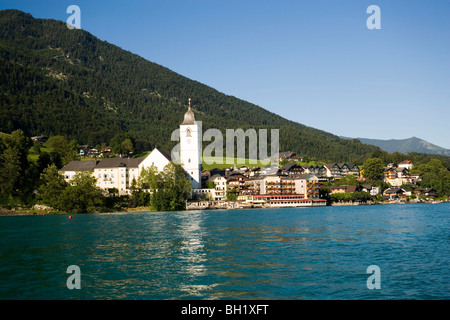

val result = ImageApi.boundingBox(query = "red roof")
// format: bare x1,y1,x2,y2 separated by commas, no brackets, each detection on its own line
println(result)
399,160,412,164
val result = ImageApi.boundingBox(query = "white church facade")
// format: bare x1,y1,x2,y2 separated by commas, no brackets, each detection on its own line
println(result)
60,99,203,194
178,98,202,189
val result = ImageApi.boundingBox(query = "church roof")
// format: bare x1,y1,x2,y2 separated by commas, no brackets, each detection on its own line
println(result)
181,99,196,125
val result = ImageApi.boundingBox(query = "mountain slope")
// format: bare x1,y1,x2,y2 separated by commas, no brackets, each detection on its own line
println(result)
351,137,450,156
0,9,381,163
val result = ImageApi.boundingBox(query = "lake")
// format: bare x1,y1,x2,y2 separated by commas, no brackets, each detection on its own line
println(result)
0,203,448,300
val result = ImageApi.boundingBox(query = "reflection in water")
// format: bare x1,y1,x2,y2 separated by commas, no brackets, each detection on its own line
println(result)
174,211,210,297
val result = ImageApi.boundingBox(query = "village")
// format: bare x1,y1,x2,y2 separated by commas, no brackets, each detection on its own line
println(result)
57,145,440,210
52,102,444,211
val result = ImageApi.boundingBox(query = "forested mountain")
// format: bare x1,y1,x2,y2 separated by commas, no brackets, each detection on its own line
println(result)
0,9,381,162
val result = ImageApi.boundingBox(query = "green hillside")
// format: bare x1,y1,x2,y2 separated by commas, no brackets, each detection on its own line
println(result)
0,9,381,163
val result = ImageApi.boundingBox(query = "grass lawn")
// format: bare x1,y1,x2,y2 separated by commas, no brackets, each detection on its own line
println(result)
201,156,278,170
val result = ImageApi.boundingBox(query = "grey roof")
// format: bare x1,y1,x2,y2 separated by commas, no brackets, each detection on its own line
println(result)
384,187,404,194
95,157,144,169
181,105,196,125
208,174,225,181
295,173,318,180
60,160,98,172
281,162,300,171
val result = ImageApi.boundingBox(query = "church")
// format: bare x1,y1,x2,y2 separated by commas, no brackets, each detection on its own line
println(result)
60,99,203,194
178,98,202,189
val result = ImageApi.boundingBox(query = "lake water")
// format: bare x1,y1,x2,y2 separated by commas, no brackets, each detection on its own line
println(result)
0,203,449,300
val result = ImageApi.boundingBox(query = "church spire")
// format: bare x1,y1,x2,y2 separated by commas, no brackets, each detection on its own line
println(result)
181,98,195,125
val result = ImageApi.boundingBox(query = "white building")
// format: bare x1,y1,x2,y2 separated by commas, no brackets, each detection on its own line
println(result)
93,157,143,193
60,147,172,195
398,160,413,170
138,147,171,172
179,98,202,189
207,174,227,201
61,160,98,182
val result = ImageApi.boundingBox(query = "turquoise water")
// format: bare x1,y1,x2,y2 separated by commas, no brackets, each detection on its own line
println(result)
0,203,449,300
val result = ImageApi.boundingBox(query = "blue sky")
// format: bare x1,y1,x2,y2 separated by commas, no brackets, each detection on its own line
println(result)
1,0,449,148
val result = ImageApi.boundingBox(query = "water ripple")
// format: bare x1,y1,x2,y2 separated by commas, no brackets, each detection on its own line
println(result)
0,203,449,299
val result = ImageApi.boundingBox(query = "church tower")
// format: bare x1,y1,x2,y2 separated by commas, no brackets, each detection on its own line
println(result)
179,98,202,189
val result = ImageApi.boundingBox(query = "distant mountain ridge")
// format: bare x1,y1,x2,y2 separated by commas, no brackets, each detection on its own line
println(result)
342,136,450,156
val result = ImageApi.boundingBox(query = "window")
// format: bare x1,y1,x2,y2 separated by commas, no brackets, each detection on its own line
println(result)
188,158,191,163
186,127,192,137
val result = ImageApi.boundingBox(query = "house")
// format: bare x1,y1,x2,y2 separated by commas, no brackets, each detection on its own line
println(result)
258,165,280,176
324,163,360,179
303,165,326,178
279,162,305,177
278,151,300,162
100,146,112,157
330,185,357,194
31,135,48,143
227,173,247,194
384,166,421,187
398,160,413,170
247,167,261,178
383,187,407,201
324,163,342,178
207,174,227,201
414,188,438,198
338,163,360,177
361,184,380,196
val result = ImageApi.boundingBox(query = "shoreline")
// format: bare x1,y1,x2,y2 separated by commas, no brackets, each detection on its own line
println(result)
1,201,446,216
